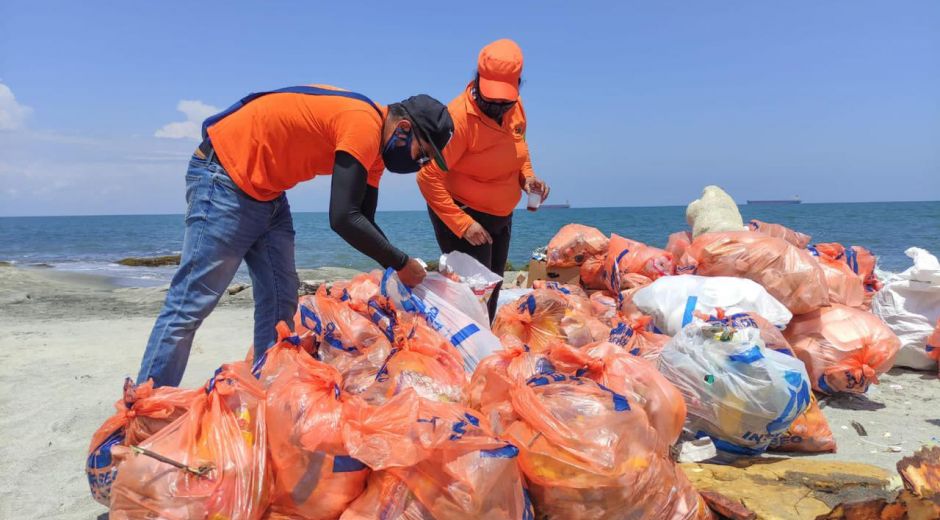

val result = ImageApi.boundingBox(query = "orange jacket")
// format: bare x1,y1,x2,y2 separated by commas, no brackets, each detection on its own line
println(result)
417,83,535,237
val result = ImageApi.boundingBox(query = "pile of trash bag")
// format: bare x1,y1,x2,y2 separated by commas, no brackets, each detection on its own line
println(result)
90,186,925,518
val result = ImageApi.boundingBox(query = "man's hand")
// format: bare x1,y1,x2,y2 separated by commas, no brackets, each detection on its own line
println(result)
463,221,493,246
397,257,427,287
524,176,551,202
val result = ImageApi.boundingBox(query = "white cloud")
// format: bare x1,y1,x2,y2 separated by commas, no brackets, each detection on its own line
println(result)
154,99,219,141
0,82,33,131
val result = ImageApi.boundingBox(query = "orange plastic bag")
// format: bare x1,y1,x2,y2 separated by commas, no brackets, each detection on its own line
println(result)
612,273,654,322
680,231,830,314
329,271,383,307
850,245,882,293
295,294,322,354
532,279,587,298
341,390,533,519
359,316,468,405
588,292,619,322
467,340,551,430
492,289,568,351
604,234,674,293
87,379,200,506
769,394,836,453
485,346,710,519
666,231,693,266
255,324,370,519
579,253,607,290
312,289,393,395
607,316,670,361
810,244,866,308
109,362,271,520
562,342,688,453
784,304,901,394
546,224,609,267
747,219,812,248
927,319,940,376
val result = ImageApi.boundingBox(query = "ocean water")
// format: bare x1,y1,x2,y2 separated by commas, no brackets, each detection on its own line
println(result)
1,201,937,286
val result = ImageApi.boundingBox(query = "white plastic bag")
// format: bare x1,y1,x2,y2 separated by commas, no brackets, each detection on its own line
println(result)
872,247,940,370
632,275,793,336
421,272,491,328
380,268,502,372
658,320,811,455
438,252,503,314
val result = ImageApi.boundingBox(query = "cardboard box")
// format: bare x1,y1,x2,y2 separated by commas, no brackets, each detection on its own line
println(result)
526,260,581,288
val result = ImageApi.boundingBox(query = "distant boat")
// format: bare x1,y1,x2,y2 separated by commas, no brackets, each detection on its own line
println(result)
747,196,802,205
541,199,571,209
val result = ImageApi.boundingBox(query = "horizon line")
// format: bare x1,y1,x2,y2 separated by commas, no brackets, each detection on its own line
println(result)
0,199,937,219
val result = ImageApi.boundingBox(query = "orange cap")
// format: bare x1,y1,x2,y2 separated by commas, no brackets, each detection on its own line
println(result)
477,39,523,101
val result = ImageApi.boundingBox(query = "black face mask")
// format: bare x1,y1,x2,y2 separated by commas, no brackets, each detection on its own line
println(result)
381,127,425,173
472,83,516,122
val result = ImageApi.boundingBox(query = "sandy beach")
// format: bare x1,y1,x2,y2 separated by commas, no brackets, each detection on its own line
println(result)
0,264,937,519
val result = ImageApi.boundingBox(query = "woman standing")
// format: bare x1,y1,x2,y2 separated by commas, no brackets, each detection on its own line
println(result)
417,39,549,320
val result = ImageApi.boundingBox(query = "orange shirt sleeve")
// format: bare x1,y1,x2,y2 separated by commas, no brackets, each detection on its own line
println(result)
519,139,536,186
333,109,383,177
416,119,473,237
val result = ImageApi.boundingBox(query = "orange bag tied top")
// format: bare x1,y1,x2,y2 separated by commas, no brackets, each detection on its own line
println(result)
473,343,710,519
604,234,675,293
340,390,533,519
784,304,901,394
492,289,568,351
109,361,271,520
254,324,369,520
310,288,394,395
747,219,812,248
546,224,609,267
607,316,670,361
87,379,201,506
679,231,830,314
358,316,468,405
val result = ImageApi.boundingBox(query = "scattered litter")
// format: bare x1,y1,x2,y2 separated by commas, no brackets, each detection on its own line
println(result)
676,437,718,463
851,420,868,437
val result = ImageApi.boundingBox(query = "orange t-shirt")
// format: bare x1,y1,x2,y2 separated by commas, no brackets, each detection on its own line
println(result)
416,84,535,237
207,85,387,201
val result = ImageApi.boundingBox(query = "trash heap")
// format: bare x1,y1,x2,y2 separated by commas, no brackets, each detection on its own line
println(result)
85,186,939,519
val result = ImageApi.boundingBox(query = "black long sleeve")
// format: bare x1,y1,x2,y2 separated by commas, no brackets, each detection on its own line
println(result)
329,151,408,270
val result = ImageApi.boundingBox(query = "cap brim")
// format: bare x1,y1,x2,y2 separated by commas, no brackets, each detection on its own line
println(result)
478,75,519,101
412,122,448,172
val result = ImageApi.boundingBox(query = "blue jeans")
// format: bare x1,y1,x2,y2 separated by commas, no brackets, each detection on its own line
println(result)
137,154,299,387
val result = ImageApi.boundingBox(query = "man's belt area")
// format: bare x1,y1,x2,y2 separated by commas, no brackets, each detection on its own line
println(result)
194,138,221,165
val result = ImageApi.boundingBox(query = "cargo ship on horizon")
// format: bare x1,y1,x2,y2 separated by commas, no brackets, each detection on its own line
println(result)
541,199,571,209
746,196,802,205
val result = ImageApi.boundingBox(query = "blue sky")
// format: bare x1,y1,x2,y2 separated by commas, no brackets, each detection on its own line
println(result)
1,1,937,216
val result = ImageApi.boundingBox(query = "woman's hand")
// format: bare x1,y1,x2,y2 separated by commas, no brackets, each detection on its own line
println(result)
524,176,551,202
463,221,493,246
